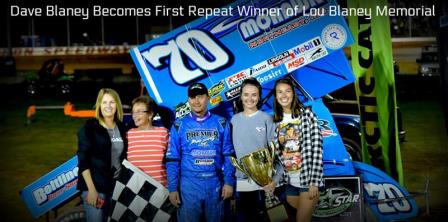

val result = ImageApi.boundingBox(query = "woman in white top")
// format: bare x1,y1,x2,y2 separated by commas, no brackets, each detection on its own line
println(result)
272,78,324,222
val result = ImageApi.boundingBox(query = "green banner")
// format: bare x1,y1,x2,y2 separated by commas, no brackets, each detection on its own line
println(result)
347,0,403,184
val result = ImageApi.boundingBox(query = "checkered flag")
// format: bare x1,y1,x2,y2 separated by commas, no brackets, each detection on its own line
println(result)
108,160,176,222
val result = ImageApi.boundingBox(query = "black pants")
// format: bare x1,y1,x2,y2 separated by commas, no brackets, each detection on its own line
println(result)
236,190,267,222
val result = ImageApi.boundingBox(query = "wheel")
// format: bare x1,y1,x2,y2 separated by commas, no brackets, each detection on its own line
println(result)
342,137,362,161
55,206,86,222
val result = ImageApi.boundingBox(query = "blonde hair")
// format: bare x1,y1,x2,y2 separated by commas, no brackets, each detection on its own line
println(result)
94,88,123,125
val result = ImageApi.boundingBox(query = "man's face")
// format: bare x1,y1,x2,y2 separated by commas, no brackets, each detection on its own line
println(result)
188,94,209,116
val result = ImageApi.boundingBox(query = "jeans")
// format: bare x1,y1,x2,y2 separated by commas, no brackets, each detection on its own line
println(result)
81,191,108,222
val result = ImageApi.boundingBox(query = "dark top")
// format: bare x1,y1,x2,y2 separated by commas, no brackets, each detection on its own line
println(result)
76,118,128,195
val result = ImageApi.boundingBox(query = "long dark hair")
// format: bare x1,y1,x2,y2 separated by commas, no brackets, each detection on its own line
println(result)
234,78,262,113
273,78,304,122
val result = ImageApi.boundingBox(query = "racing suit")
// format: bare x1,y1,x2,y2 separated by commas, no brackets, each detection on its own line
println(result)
166,111,236,222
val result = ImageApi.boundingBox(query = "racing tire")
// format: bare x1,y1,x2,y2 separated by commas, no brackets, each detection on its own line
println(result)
55,206,86,222
342,137,362,161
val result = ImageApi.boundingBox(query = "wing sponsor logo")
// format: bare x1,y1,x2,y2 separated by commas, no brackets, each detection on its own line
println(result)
224,86,241,100
175,102,191,119
307,46,328,61
322,24,347,50
226,71,248,88
256,69,283,84
285,56,306,72
247,62,269,77
291,37,322,56
267,51,295,67
210,95,223,106
208,80,225,97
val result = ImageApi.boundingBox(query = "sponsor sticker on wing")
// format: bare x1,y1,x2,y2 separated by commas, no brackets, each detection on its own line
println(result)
285,56,307,73
226,71,248,88
208,80,226,97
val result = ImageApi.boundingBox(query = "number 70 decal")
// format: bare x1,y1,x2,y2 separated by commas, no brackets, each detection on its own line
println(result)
141,30,233,84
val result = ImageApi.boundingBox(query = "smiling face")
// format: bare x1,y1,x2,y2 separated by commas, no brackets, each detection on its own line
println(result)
188,94,209,116
100,93,117,120
241,84,259,112
132,102,153,128
275,82,294,112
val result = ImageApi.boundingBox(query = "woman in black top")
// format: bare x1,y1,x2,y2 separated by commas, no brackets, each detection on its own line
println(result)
77,88,128,222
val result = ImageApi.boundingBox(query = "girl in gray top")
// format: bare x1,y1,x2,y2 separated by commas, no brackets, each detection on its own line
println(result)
231,78,282,221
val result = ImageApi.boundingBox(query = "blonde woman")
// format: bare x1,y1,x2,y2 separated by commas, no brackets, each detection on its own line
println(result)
77,88,128,222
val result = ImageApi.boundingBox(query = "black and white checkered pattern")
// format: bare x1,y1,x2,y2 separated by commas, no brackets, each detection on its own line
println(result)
274,106,324,188
108,160,176,222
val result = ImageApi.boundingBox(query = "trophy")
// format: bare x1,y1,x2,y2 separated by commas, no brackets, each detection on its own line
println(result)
230,144,288,222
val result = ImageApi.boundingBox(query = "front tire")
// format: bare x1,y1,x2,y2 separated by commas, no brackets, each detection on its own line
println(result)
55,206,86,222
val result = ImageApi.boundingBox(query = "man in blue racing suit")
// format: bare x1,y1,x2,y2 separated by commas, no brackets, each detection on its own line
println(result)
166,82,236,222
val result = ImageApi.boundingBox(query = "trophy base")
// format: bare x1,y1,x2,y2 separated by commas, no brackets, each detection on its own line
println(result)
266,203,289,222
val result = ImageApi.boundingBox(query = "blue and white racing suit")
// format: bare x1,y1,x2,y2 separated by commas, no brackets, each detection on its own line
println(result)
166,111,236,222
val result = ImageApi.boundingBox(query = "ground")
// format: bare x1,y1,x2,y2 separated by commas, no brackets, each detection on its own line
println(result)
0,83,446,221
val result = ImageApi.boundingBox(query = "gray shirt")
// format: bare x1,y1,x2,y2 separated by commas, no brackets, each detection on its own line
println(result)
231,111,275,159
231,111,283,188
107,125,124,179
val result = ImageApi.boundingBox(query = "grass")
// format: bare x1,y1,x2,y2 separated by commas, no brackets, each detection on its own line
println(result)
0,97,87,221
398,97,448,221
0,92,446,221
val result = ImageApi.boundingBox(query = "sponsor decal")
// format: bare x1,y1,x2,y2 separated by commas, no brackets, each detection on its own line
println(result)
319,119,337,137
247,62,269,77
237,0,329,42
191,149,217,157
195,159,215,165
208,80,225,97
292,41,315,56
175,102,191,119
256,69,283,84
314,187,360,217
267,51,295,66
285,56,306,72
226,71,248,88
32,167,78,205
321,23,347,50
224,86,241,100
364,183,412,213
307,46,328,62
210,95,223,106
186,130,219,141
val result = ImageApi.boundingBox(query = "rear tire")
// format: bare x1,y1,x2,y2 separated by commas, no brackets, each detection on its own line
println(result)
342,137,362,161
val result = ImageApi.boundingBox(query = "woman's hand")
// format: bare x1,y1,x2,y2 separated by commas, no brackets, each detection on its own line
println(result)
263,181,276,194
87,189,99,207
308,185,319,199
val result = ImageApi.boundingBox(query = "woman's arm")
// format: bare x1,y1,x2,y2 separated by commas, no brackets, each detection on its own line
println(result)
81,169,99,206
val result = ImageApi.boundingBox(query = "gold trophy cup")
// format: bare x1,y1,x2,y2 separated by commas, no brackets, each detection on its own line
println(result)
230,146,288,222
